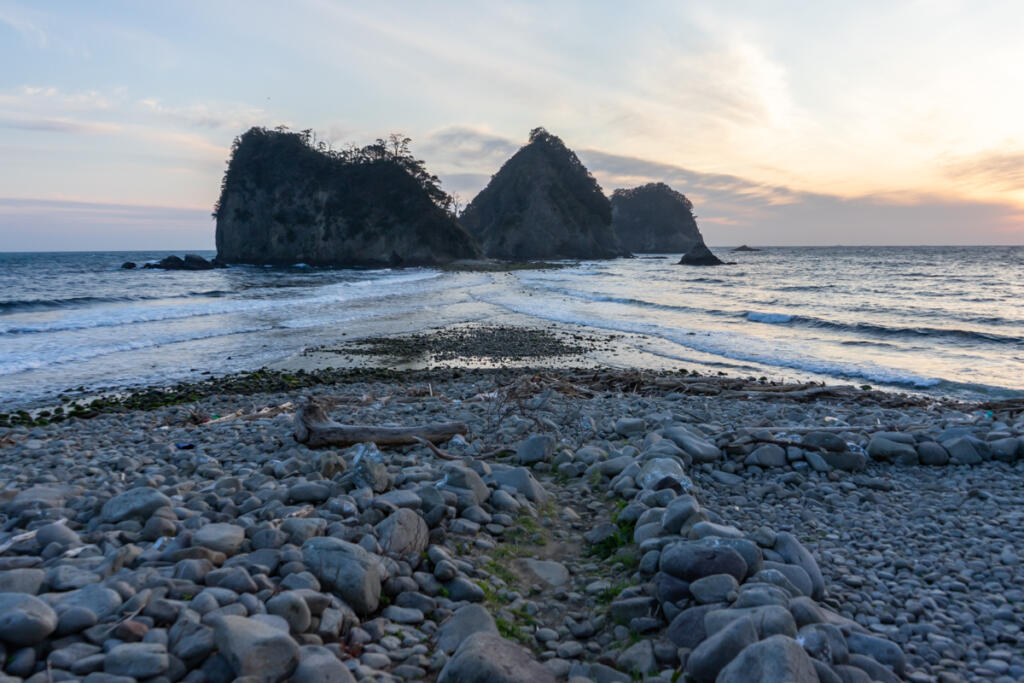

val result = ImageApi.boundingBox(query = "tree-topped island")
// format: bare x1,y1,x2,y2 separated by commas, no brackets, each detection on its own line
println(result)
214,127,480,267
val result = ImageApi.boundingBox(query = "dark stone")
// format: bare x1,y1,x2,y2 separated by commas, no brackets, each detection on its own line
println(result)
665,603,725,649
660,541,747,583
120,261,136,269
678,243,726,266
716,635,820,682
437,632,556,683
821,450,867,471
143,254,216,270
684,614,758,681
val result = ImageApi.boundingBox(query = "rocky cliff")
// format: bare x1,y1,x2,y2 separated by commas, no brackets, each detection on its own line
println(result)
214,128,480,267
611,183,707,253
459,128,625,260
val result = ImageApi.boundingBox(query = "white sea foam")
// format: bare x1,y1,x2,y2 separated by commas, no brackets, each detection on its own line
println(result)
0,270,445,335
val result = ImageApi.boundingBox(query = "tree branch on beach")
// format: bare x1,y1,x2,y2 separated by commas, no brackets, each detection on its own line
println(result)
293,401,468,449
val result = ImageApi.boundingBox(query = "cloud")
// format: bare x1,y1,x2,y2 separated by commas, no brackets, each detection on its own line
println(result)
0,6,47,47
944,150,1024,192
418,126,520,169
422,128,1023,245
0,116,120,134
0,197,212,251
136,99,269,131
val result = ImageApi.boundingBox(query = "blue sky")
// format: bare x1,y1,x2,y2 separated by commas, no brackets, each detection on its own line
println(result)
1,0,1022,250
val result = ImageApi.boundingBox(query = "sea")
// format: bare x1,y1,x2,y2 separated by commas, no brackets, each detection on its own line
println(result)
1,246,1022,411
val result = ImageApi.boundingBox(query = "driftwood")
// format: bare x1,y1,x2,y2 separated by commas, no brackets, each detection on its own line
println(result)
294,401,467,449
0,517,66,554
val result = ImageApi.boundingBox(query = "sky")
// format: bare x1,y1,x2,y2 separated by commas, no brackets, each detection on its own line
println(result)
1,0,1023,250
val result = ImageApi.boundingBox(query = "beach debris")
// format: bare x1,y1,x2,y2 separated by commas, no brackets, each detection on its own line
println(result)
0,517,67,554
293,400,467,448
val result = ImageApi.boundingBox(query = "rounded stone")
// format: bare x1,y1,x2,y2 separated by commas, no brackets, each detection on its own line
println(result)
0,593,58,645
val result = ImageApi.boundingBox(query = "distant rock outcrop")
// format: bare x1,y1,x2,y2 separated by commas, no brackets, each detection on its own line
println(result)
610,183,706,253
459,128,625,260
214,128,480,267
143,254,219,270
733,244,761,252
678,244,726,266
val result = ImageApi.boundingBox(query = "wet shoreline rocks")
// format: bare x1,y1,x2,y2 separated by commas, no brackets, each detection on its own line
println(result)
0,367,1020,681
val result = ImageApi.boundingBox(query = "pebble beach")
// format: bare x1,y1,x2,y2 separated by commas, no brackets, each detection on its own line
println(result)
0,325,1022,683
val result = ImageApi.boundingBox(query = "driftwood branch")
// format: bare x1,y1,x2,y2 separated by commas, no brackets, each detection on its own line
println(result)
294,401,467,449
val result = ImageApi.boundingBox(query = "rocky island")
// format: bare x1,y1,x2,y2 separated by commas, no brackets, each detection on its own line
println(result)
610,183,707,254
460,128,626,260
214,128,480,267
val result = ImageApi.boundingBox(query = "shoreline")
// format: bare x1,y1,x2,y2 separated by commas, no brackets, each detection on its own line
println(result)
0,321,972,429
0,356,1021,680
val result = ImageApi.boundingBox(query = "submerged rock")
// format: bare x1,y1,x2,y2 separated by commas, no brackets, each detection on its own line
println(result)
679,243,726,266
143,254,218,270
611,182,706,253
460,128,625,260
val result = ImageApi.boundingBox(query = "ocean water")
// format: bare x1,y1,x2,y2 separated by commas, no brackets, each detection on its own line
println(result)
1,246,1021,409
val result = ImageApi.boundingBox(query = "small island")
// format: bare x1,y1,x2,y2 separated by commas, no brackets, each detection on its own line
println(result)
214,128,480,267
610,182,705,253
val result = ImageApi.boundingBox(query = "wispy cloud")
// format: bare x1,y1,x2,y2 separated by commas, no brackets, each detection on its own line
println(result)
0,4,47,47
0,116,120,134
136,99,269,131
944,150,1024,192
0,197,212,251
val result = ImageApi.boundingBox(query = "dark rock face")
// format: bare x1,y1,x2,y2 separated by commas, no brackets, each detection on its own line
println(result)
611,183,706,253
214,128,480,267
120,261,136,269
460,128,625,260
679,243,726,266
143,254,218,271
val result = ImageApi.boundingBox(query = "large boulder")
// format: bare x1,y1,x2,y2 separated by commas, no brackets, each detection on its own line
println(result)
460,128,625,260
660,541,747,583
100,487,172,523
375,507,429,557
773,532,826,600
611,183,707,253
213,615,300,682
192,523,246,556
685,614,758,681
301,537,383,616
215,127,480,266
292,644,355,683
435,604,498,654
0,593,58,645
717,634,821,682
437,632,556,683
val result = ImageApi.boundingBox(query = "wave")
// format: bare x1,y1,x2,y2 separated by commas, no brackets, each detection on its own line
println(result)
0,289,234,315
522,282,1023,348
0,323,272,377
746,312,793,324
744,310,1023,346
0,271,446,335
477,293,943,388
